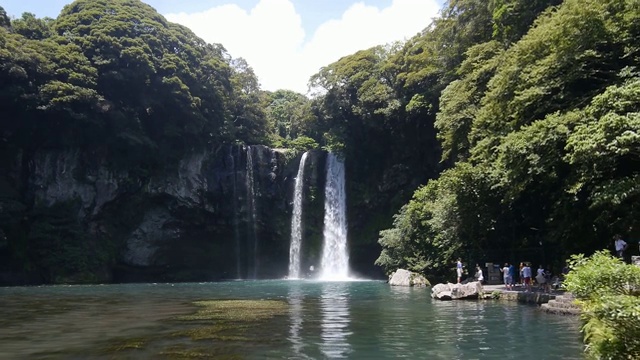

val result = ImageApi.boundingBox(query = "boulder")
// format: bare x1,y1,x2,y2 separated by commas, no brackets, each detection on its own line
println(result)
388,269,431,287
431,281,483,300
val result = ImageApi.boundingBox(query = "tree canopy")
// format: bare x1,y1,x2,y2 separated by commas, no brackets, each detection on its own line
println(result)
371,0,640,279
0,0,282,173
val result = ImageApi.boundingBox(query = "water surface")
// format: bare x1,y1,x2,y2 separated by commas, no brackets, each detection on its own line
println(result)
0,280,583,359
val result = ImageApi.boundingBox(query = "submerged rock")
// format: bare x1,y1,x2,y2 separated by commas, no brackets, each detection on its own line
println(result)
388,269,431,287
431,282,483,300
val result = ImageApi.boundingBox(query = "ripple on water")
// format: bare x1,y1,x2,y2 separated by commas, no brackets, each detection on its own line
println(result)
0,281,583,359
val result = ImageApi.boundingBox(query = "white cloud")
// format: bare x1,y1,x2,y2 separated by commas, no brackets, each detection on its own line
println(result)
165,0,440,95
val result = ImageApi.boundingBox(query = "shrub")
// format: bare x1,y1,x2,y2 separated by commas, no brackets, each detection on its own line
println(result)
564,251,640,359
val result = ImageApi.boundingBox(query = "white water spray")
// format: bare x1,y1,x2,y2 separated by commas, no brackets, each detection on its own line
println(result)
288,152,309,279
320,153,349,280
246,145,258,279
231,146,241,279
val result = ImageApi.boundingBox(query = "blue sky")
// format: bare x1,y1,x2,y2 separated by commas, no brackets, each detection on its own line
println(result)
2,0,444,94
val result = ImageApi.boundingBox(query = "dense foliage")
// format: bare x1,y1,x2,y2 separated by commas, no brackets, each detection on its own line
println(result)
564,251,640,359
0,0,275,170
370,0,640,279
0,0,299,282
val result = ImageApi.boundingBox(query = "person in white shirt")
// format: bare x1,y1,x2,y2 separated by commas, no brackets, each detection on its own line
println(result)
500,263,511,290
475,265,484,284
536,265,549,293
614,234,627,259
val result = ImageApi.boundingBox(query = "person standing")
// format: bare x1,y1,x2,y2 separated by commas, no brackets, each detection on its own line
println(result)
500,263,511,290
475,265,484,284
522,263,532,292
508,263,516,288
536,265,549,293
456,258,463,283
614,234,627,259
519,262,525,287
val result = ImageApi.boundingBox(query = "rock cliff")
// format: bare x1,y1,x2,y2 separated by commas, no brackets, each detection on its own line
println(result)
0,145,321,284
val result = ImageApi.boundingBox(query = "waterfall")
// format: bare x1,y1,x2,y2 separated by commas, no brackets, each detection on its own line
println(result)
320,153,349,280
231,146,241,279
288,152,309,279
246,145,259,279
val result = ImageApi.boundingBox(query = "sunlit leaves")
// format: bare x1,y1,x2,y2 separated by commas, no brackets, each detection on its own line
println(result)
228,57,268,145
566,78,640,209
263,89,317,142
436,41,503,162
12,12,53,40
564,251,640,359
495,111,580,193
472,0,630,151
490,0,562,45
0,0,270,169
377,0,640,284
376,162,499,278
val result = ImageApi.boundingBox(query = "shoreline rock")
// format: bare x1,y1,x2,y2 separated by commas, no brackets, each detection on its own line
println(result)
388,269,431,287
431,282,482,300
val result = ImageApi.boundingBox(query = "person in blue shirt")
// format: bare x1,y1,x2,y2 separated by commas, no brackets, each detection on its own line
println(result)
522,263,532,292
508,263,516,287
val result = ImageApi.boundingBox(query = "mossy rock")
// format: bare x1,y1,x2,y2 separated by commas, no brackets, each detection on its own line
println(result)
172,323,250,341
160,344,242,359
160,299,289,358
104,337,149,352
176,299,288,322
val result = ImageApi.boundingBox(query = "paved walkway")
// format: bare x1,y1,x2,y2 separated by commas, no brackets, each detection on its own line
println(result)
481,283,564,305
483,283,563,295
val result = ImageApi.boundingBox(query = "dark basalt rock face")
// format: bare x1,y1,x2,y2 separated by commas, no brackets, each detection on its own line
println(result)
0,145,310,284
0,145,389,285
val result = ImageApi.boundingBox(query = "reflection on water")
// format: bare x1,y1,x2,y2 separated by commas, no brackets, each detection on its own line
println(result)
288,284,309,359
0,281,583,359
448,301,491,354
320,282,352,358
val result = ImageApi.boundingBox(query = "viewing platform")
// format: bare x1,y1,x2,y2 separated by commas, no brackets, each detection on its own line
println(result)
482,284,581,315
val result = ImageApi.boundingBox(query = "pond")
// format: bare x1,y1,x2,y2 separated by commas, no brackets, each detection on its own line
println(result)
0,280,584,359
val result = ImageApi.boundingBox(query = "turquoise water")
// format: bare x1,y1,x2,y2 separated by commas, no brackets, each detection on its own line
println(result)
0,280,583,359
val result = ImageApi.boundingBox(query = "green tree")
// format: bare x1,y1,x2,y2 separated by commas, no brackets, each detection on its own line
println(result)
471,0,636,155
227,57,268,145
376,162,500,279
565,77,640,231
12,12,53,40
0,6,12,28
436,41,503,162
45,0,242,166
376,0,640,278
490,0,562,45
564,251,640,359
264,89,317,143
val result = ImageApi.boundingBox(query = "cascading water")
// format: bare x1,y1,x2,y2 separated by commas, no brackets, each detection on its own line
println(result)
320,153,349,280
231,146,241,279
288,152,309,279
246,145,259,279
